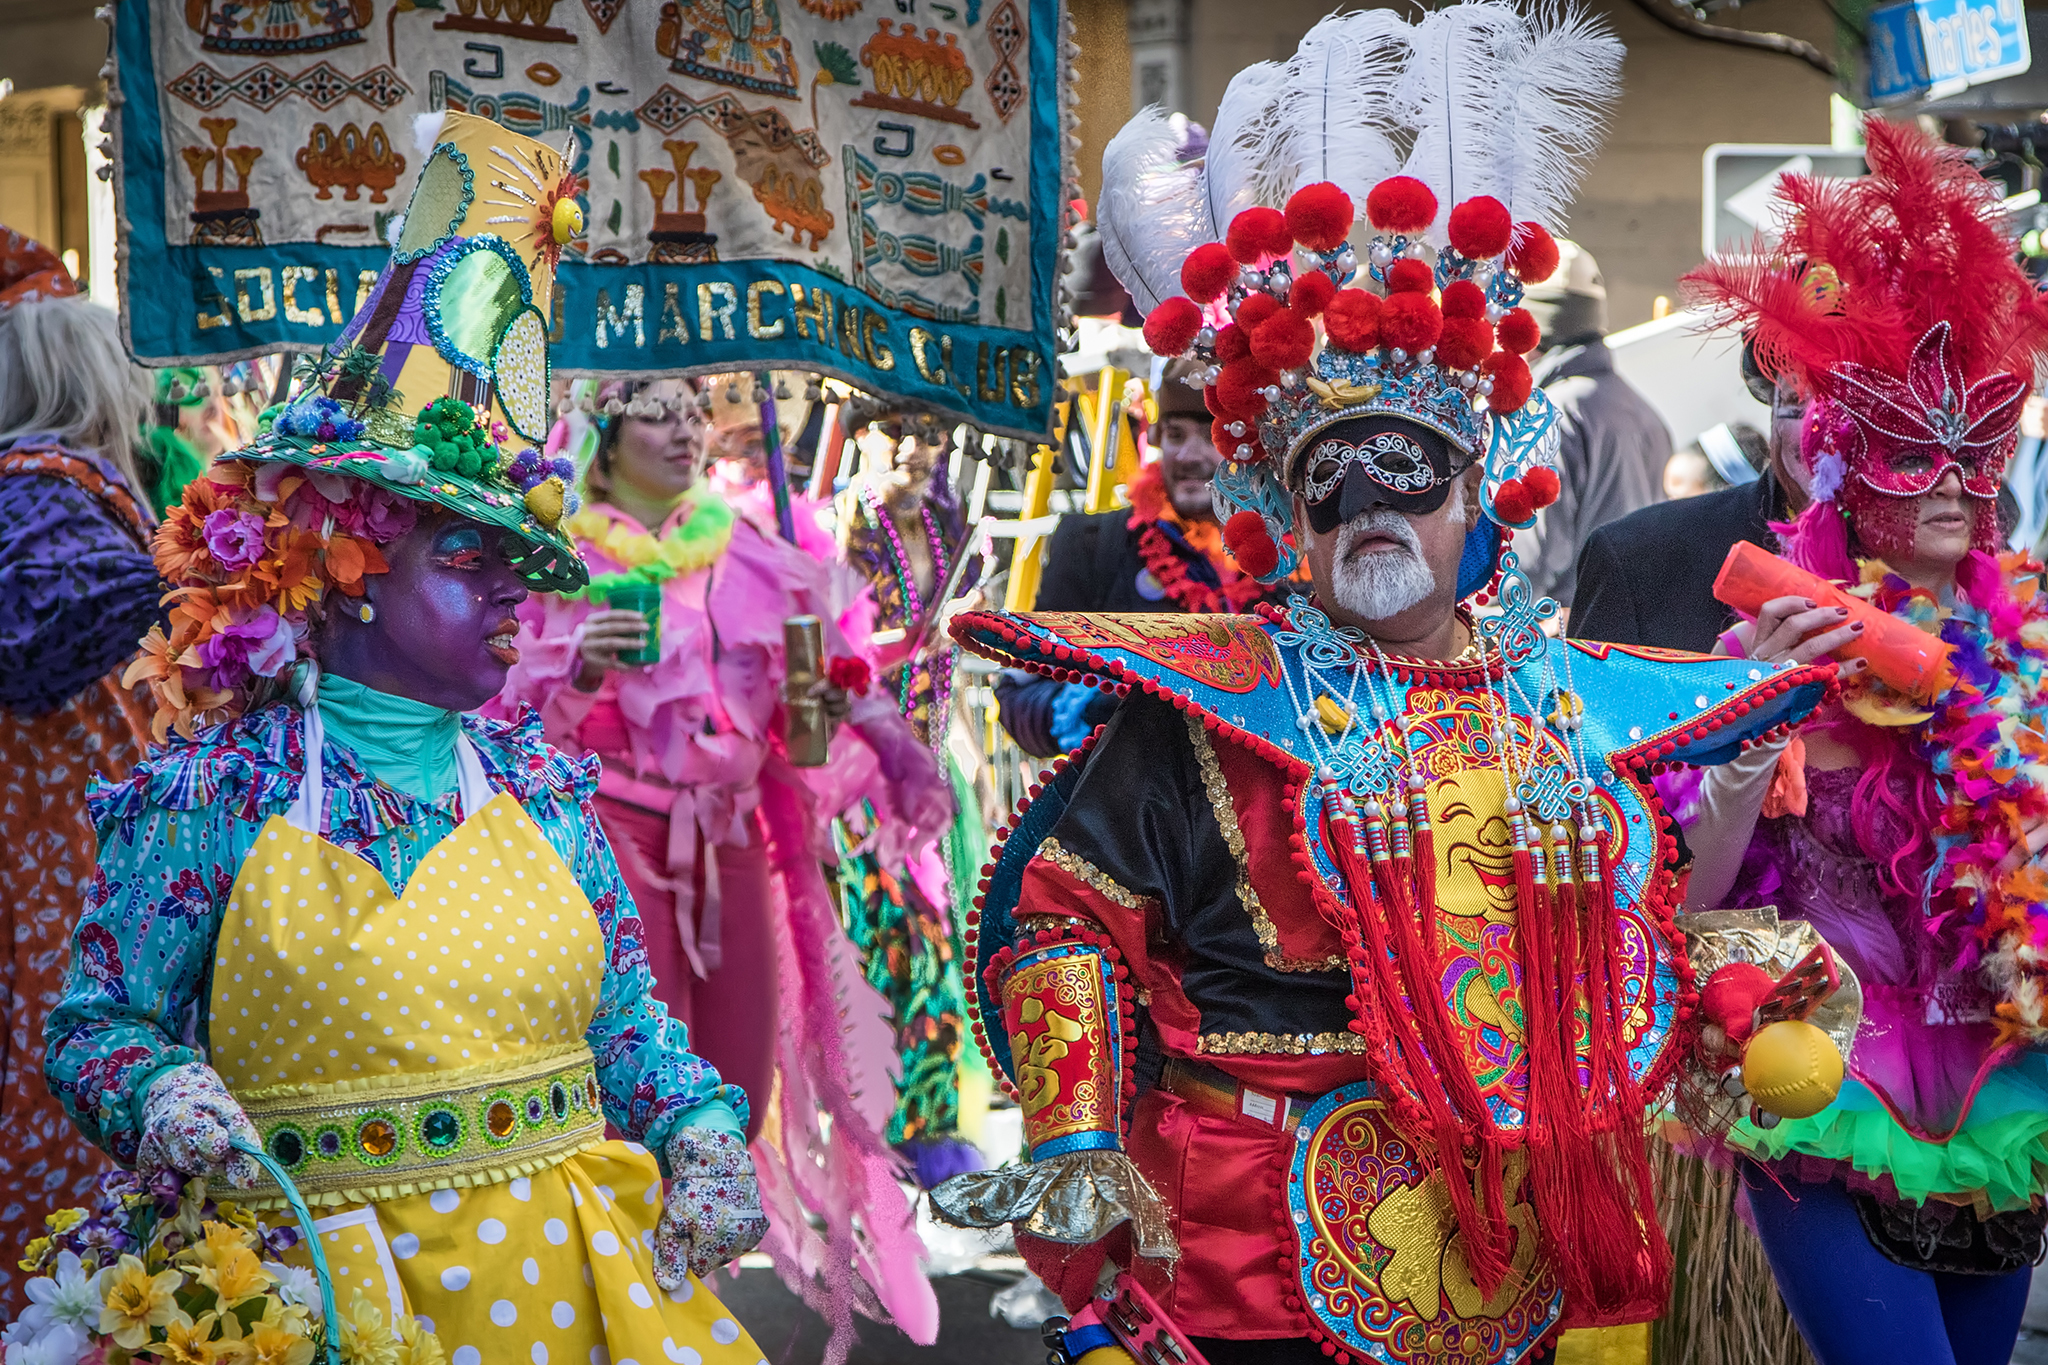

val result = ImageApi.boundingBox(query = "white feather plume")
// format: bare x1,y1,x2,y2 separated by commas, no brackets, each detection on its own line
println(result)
1480,5,1624,230
1202,58,1293,235
1395,0,1526,240
1267,9,1415,207
1098,106,1214,316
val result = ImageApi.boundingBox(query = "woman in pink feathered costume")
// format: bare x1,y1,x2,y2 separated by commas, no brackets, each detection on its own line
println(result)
485,376,949,1358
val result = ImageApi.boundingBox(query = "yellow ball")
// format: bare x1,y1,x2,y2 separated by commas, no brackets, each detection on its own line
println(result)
1075,1350,1138,1365
1741,1019,1844,1120
551,197,585,245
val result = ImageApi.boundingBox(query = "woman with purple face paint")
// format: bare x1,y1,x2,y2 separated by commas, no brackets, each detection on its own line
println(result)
37,115,771,1365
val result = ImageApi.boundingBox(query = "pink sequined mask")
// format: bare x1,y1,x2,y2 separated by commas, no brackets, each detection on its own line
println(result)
1810,322,2020,555
1820,322,2022,501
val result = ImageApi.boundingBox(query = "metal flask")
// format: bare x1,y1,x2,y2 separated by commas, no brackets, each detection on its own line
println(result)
782,614,830,767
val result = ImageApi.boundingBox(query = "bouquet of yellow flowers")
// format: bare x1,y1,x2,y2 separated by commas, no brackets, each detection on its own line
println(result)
4,1169,443,1365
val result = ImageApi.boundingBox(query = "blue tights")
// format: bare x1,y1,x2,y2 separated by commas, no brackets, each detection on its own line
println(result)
1740,1162,2032,1365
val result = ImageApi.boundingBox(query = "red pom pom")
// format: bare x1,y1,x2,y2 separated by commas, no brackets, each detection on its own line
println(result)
1214,360,1278,419
1506,223,1559,285
1289,269,1336,317
1250,310,1315,370
1227,206,1294,264
1322,290,1382,352
1492,477,1534,525
1235,292,1281,332
1379,291,1442,354
1447,195,1514,259
826,655,872,696
1384,258,1434,295
1225,510,1281,577
1285,182,1354,252
1701,962,1777,1044
1436,316,1494,370
1142,297,1203,356
1524,465,1561,509
1181,242,1238,303
1495,307,1541,355
1439,279,1487,320
1211,415,1261,461
1481,351,1533,412
1213,323,1252,364
1365,176,1437,233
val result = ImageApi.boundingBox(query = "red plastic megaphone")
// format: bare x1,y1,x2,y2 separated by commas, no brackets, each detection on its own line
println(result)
1711,541,1953,701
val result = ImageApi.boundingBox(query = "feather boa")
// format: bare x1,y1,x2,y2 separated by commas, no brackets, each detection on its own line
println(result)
1858,554,2048,1046
749,759,940,1363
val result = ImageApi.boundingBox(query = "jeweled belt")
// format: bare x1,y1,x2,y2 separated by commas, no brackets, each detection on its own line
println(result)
233,1043,604,1208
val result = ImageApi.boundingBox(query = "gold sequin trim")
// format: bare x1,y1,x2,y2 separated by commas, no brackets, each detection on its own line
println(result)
1184,716,1346,973
1197,1030,1371,1056
1036,836,1154,911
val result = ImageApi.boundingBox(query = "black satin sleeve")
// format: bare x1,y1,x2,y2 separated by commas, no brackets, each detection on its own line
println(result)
1043,693,1356,1041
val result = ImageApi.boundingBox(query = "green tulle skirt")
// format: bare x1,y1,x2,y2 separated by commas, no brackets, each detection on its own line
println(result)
1729,1052,2048,1210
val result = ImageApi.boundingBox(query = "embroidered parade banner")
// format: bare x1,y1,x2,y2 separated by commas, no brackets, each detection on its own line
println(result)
108,0,1069,438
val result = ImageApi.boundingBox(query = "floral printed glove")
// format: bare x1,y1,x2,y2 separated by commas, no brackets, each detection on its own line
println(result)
137,1062,262,1189
654,1128,768,1287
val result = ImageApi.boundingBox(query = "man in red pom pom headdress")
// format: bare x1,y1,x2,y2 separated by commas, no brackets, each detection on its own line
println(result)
930,7,1834,1363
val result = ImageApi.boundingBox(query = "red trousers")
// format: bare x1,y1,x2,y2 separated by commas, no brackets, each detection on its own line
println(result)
593,793,779,1139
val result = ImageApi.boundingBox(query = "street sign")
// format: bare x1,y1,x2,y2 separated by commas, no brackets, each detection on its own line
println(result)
1703,145,1870,258
1865,0,2031,104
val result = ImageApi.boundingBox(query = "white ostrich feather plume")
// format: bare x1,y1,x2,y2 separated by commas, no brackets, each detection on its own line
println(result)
1095,2,1623,314
1397,1,1621,239
1483,5,1624,232
1266,9,1415,208
1098,107,1213,316
1202,57,1292,235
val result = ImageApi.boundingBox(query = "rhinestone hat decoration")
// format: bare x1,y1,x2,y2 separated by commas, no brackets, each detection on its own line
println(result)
1097,2,1624,584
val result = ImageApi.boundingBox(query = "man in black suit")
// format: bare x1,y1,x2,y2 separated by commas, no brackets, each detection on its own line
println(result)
1568,351,1808,653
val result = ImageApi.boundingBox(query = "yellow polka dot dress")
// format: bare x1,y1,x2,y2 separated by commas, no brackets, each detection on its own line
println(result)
210,794,766,1365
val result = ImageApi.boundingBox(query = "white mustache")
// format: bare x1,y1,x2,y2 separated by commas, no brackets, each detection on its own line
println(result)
1334,509,1425,559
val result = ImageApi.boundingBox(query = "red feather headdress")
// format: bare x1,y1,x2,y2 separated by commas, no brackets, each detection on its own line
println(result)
1685,117,2048,559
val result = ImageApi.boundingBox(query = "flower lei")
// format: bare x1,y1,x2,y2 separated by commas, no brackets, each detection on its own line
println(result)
1854,555,2048,1046
1126,462,1271,614
562,485,737,600
6,1168,442,1365
128,461,412,743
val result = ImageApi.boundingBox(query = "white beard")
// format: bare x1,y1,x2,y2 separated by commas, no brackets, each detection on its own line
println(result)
1328,508,1440,621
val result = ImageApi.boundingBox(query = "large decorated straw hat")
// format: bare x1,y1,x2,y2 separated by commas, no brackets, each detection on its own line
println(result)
235,110,590,590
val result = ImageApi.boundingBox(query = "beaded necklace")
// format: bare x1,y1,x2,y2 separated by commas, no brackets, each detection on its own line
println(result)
861,483,955,752
1274,593,1649,1306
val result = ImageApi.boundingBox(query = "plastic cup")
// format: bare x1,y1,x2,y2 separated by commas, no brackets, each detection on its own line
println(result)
606,583,662,666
